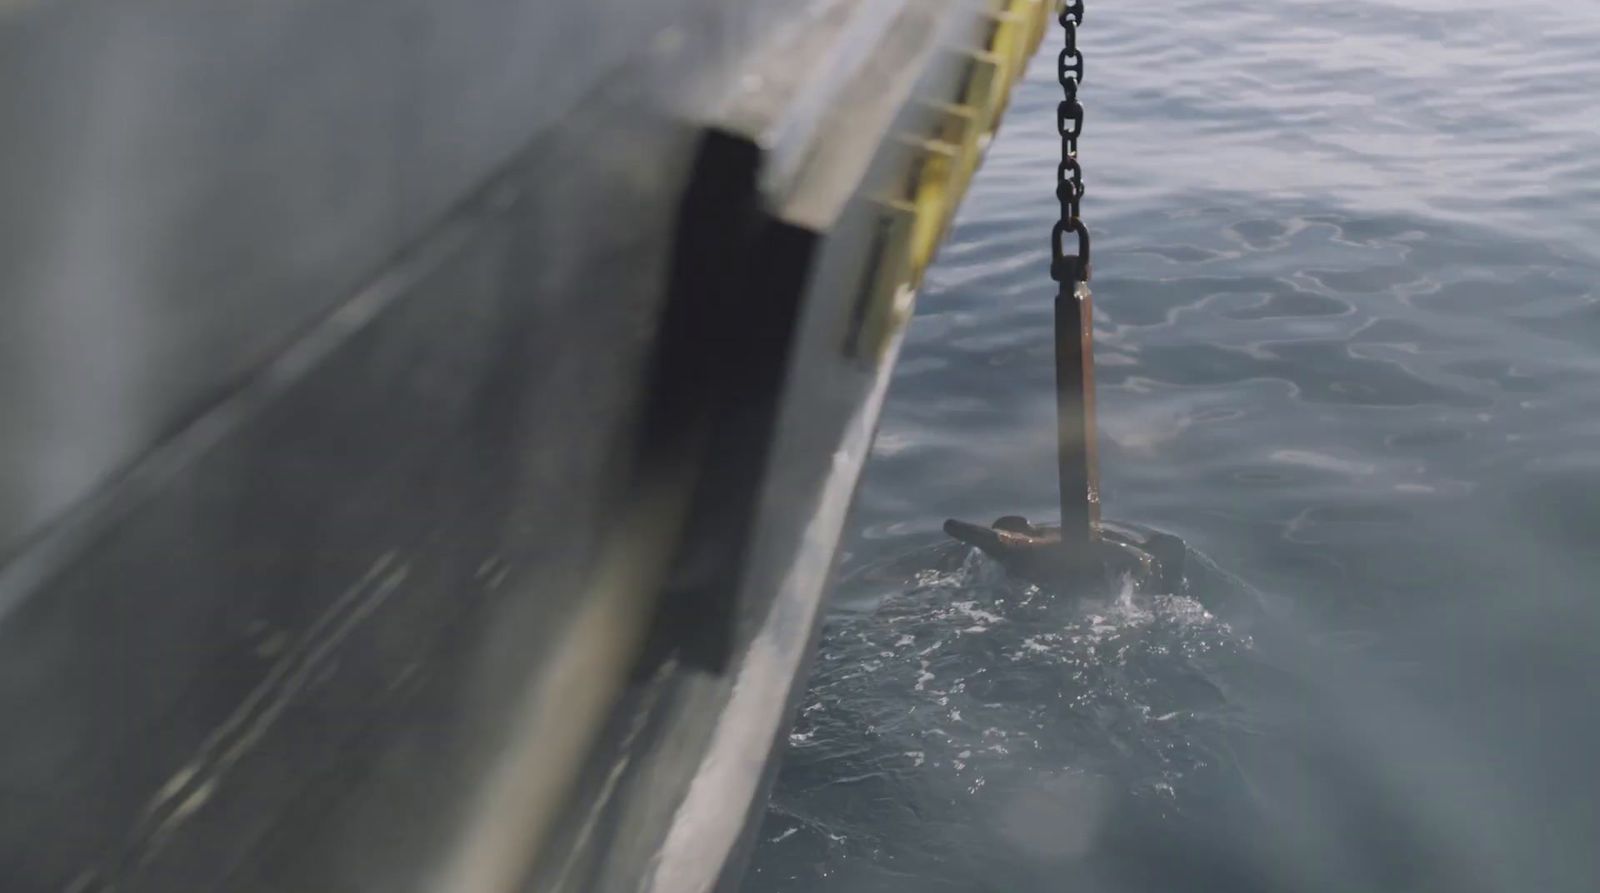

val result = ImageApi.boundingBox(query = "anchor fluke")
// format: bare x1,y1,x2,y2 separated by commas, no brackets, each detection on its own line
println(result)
943,516,1187,591
942,515,1098,584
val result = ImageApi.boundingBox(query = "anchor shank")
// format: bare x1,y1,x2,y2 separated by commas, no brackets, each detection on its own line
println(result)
1054,280,1101,548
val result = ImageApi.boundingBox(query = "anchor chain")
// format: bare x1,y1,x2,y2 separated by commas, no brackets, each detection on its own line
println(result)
1050,0,1090,284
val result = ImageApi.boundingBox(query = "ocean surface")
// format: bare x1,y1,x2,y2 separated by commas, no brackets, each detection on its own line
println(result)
743,1,1600,891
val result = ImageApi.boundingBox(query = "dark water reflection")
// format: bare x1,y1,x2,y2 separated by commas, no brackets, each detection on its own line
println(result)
745,0,1600,890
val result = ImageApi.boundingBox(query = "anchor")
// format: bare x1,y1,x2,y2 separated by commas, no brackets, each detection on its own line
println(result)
942,264,1186,590
944,0,1183,591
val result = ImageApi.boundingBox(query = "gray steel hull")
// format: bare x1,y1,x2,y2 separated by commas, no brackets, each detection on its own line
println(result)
0,1,1052,889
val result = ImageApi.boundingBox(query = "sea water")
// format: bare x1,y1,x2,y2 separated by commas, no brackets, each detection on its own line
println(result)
745,0,1600,890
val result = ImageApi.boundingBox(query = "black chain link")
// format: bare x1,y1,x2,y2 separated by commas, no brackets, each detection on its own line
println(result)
1050,0,1090,283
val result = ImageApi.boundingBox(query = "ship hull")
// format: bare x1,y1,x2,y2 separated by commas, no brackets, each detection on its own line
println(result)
0,1,1053,889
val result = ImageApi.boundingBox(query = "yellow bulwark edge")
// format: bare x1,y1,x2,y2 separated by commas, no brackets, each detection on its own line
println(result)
857,0,1054,360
